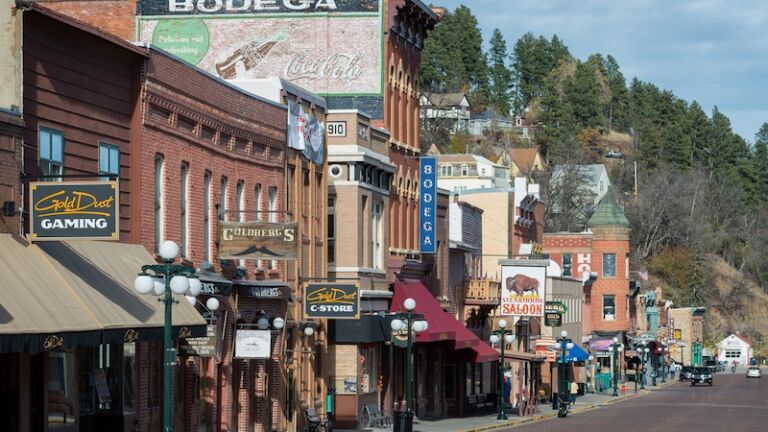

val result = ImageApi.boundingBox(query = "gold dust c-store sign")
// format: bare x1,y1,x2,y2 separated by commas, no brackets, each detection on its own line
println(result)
304,283,359,319
29,181,119,241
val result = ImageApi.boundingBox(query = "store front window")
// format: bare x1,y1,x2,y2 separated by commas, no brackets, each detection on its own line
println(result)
360,345,378,394
78,343,137,428
48,351,77,428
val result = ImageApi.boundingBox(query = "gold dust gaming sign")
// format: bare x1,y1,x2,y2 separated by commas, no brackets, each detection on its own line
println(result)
29,181,119,240
304,284,359,319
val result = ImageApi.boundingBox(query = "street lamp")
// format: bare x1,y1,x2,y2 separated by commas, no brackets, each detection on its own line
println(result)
637,342,648,390
489,319,515,420
661,344,669,383
134,240,207,432
553,330,574,412
678,341,686,366
390,298,428,432
611,337,623,396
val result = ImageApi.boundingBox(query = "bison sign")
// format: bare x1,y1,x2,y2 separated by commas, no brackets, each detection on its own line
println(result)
500,262,546,317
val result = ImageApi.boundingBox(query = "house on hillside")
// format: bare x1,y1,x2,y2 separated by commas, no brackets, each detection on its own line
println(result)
467,109,515,136
435,154,510,191
550,164,611,211
497,147,546,179
717,334,754,366
420,92,471,132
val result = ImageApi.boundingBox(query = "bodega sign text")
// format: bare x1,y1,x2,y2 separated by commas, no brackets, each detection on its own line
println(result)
30,181,119,241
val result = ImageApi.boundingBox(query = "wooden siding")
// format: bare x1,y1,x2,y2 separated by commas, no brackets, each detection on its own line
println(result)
22,12,142,241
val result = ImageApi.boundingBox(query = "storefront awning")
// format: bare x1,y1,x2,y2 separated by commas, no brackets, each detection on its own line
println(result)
504,351,547,362
461,340,499,363
328,314,391,343
0,235,206,353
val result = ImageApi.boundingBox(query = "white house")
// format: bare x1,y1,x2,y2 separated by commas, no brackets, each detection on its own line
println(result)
717,334,753,366
420,92,471,133
435,154,510,192
550,164,611,212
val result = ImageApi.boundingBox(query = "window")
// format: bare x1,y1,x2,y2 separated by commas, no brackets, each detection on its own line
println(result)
48,351,76,428
99,143,120,180
203,171,211,262
725,350,741,358
562,254,572,277
39,128,64,180
255,184,263,220
220,176,228,221
372,202,382,269
603,253,616,277
603,295,616,320
180,163,189,258
360,345,378,394
236,181,244,222
461,164,469,176
154,154,164,252
328,197,335,264
268,186,277,269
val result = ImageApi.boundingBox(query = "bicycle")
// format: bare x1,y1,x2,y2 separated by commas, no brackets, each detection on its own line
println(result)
557,394,571,418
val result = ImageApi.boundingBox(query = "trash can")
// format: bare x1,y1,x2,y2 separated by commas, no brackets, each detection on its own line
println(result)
552,392,559,410
393,411,413,432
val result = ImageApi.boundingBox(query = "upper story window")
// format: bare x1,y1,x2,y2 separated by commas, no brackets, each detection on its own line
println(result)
440,164,453,177
203,171,212,262
220,176,228,221
461,164,469,176
603,253,616,277
99,143,119,180
562,254,572,277
39,128,64,180
154,154,165,253
603,295,616,320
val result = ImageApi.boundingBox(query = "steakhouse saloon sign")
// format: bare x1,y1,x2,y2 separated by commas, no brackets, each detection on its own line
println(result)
219,221,296,260
29,181,119,240
304,284,359,319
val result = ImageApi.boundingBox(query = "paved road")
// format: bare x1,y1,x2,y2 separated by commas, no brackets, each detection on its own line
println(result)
505,371,768,432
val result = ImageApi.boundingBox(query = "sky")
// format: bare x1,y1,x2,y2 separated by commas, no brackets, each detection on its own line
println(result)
434,0,768,142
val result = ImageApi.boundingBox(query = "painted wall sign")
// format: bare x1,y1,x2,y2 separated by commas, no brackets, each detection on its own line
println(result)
304,283,359,319
243,285,285,299
138,1,382,95
327,121,347,137
29,181,119,240
235,329,271,359
500,263,546,317
218,221,296,260
419,156,437,254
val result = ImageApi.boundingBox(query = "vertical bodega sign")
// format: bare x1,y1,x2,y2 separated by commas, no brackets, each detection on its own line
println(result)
29,181,119,240
419,156,436,253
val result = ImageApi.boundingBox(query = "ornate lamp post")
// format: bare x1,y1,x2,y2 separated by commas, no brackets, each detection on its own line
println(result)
390,298,428,432
661,344,668,383
552,330,574,410
611,337,623,396
678,341,686,365
637,342,648,390
489,319,515,420
134,240,210,432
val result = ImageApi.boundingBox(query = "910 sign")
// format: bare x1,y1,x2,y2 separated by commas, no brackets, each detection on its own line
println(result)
327,121,347,137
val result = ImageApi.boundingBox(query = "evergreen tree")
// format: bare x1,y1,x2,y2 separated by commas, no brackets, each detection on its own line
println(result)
752,123,768,200
602,55,629,131
687,101,711,167
566,60,603,130
488,28,513,115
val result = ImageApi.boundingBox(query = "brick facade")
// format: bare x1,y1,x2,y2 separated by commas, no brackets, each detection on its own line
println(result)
0,112,23,235
39,0,137,41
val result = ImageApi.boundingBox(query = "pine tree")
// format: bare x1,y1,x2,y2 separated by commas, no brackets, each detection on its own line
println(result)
565,61,602,130
488,28,513,116
687,101,710,167
752,123,768,200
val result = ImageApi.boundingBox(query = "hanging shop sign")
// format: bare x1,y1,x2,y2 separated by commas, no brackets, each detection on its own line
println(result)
179,325,218,357
218,221,296,260
673,329,682,340
500,263,546,317
234,329,271,359
29,181,119,241
544,311,562,327
419,156,437,254
304,283,359,319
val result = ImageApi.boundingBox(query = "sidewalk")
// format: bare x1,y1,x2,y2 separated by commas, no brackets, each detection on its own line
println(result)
337,380,678,432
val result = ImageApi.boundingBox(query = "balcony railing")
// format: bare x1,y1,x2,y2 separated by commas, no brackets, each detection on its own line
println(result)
463,279,500,305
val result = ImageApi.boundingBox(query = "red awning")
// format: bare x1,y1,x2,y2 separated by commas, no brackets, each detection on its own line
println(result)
463,340,500,363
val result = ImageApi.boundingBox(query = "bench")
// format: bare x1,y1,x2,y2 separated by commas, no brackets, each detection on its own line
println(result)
467,394,493,415
361,403,389,428
478,394,495,413
304,407,327,432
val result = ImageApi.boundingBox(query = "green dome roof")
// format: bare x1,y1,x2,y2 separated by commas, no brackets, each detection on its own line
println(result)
589,194,629,227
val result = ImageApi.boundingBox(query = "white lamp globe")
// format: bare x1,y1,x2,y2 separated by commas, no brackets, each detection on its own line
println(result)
158,240,180,261
421,321,428,332
205,297,220,311
618,345,624,352
134,275,153,295
304,326,315,337
560,330,568,338
273,317,285,330
257,317,270,330
505,334,515,344
403,298,416,311
498,319,507,329
553,342,562,350
170,275,190,295
412,320,425,333
613,337,619,343
153,278,166,296
187,277,202,297
391,319,404,331
185,295,196,305
490,334,500,344
566,342,574,350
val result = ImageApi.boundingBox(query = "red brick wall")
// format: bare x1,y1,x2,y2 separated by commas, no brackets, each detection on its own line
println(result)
0,113,23,235
41,0,137,41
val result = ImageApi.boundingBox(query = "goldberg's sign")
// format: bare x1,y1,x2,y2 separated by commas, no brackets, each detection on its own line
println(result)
29,181,119,240
419,157,437,254
500,263,546,317
304,283,359,319
218,221,296,260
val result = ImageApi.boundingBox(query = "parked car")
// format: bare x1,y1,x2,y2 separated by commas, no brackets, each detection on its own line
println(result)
747,366,762,378
717,361,726,372
690,367,713,386
605,149,624,159
704,359,718,373
679,366,694,381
